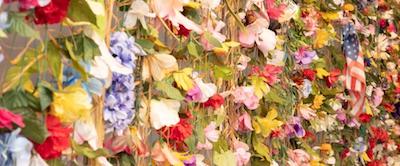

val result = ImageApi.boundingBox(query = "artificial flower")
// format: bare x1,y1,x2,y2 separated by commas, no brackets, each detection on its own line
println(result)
316,68,330,79
196,139,213,150
34,115,72,160
204,122,219,142
326,68,341,87
124,0,155,30
34,0,70,24
142,53,179,81
233,140,251,166
236,54,251,71
173,68,194,91
239,17,277,55
150,99,180,130
193,75,217,102
372,87,384,107
185,85,202,102
151,142,188,165
265,0,286,20
312,94,325,109
202,94,224,109
234,112,254,132
0,129,33,166
154,0,203,34
255,108,283,137
160,118,193,142
294,47,317,65
51,83,93,124
103,129,133,154
0,108,24,129
284,117,306,138
298,104,316,120
303,69,316,81
233,86,259,110
73,120,98,149
200,21,226,51
302,79,312,98
252,64,283,85
200,0,220,9
287,149,311,166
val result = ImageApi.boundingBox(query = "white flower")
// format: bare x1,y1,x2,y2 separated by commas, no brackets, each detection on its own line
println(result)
200,0,221,9
124,0,155,30
8,130,33,166
142,53,179,81
194,77,217,102
74,120,98,149
30,154,49,166
150,99,181,129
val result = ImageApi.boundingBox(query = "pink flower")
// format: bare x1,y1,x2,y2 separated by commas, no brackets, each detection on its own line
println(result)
185,85,202,102
234,140,251,166
196,139,213,150
298,105,316,120
234,112,254,132
372,87,384,107
239,16,277,55
287,149,311,166
200,21,226,51
204,122,219,142
233,86,260,110
265,0,286,20
0,108,25,129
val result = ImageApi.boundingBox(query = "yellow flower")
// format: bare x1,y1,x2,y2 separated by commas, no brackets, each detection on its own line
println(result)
320,143,332,153
316,68,330,79
255,108,283,137
343,3,355,11
51,83,92,123
173,68,194,91
312,95,325,110
321,12,340,21
314,29,330,49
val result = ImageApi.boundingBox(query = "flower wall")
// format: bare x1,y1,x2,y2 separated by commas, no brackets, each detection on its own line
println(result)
0,0,400,165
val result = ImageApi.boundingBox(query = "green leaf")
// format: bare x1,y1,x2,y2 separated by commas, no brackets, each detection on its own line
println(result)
47,159,65,166
155,80,184,100
136,39,154,50
253,136,271,161
265,87,286,105
187,41,199,57
213,137,229,153
204,31,222,48
213,150,237,166
0,90,40,111
47,43,62,80
6,13,40,39
67,0,98,26
72,141,109,159
38,82,53,111
213,65,233,80
184,135,196,152
82,36,101,62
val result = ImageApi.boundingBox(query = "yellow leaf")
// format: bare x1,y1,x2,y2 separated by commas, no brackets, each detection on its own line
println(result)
173,68,194,91
361,152,371,162
365,100,373,115
312,94,325,110
256,108,283,137
316,68,329,79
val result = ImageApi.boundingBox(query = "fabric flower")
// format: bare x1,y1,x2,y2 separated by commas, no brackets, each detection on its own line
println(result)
302,79,312,98
294,47,317,65
204,122,219,142
142,53,179,81
303,69,316,81
34,0,70,24
298,104,316,120
326,68,341,87
0,129,33,166
239,17,277,55
150,99,180,130
0,108,25,129
287,149,311,166
200,21,226,51
193,76,217,103
110,32,145,69
237,55,251,71
124,0,155,30
372,87,384,107
284,117,306,138
265,0,286,20
160,118,193,142
252,64,283,85
233,140,251,166
312,94,325,109
34,115,72,160
202,94,224,109
233,86,259,110
185,85,202,102
200,0,220,9
51,83,93,124
234,112,253,132
154,0,203,34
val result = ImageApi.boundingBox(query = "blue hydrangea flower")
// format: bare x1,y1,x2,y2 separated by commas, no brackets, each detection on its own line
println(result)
104,32,145,135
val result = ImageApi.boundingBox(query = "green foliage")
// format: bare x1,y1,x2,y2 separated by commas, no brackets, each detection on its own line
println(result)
6,12,40,39
67,0,98,26
71,141,109,159
155,78,185,101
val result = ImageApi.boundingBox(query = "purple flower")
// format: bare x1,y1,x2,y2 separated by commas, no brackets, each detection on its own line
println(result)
294,47,316,65
185,85,202,102
110,32,146,69
183,156,196,166
392,102,400,119
284,117,305,138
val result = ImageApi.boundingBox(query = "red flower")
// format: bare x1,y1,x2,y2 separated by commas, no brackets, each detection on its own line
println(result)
34,115,72,160
252,64,283,85
326,68,341,88
303,130,316,142
202,94,224,109
34,0,70,24
340,148,350,159
367,160,387,166
177,24,191,37
382,103,395,112
159,118,193,142
0,108,25,129
265,0,286,20
371,126,389,143
303,69,315,81
378,19,388,29
358,113,372,123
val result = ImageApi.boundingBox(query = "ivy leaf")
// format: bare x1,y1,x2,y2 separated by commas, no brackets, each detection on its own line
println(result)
213,150,237,166
67,0,98,26
213,65,233,80
6,13,39,39
204,31,222,48
155,80,185,101
72,141,109,159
